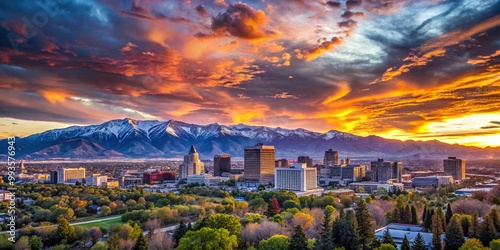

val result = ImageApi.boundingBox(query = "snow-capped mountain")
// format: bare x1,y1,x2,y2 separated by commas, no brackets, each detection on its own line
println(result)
1,118,499,159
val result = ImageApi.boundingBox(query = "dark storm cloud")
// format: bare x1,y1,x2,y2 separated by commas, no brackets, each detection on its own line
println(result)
341,11,365,19
326,1,341,8
195,5,207,17
346,0,362,9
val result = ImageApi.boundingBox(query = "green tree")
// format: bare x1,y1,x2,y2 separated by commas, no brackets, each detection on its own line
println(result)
371,238,382,249
444,217,465,250
14,236,30,250
490,239,500,250
30,235,43,250
289,225,308,250
203,214,241,237
259,235,289,250
489,209,500,233
375,243,397,250
411,205,418,225
459,238,488,250
101,205,111,216
401,235,411,250
381,228,396,248
173,221,187,247
432,209,444,250
411,233,427,250
404,205,412,224
356,199,374,250
469,214,479,238
422,205,427,225
132,231,148,250
0,235,14,250
90,242,109,250
341,210,360,250
445,203,453,225
177,227,238,250
316,205,334,250
477,214,496,246
425,209,434,231
460,215,472,237
392,207,401,223
55,217,75,243
283,200,301,210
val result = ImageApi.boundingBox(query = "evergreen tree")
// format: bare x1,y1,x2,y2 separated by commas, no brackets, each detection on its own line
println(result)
437,208,446,231
404,205,412,224
132,231,148,250
393,208,401,223
478,214,497,246
401,235,411,250
469,214,479,238
371,238,382,249
489,208,500,233
356,199,374,250
316,206,334,250
341,210,360,250
411,205,418,225
30,236,43,250
55,217,75,243
422,206,427,225
332,210,345,245
444,217,465,250
411,233,427,250
381,228,396,248
425,209,434,231
445,203,453,226
266,198,279,217
289,225,308,250
460,215,471,237
187,222,192,231
173,221,187,248
432,209,443,250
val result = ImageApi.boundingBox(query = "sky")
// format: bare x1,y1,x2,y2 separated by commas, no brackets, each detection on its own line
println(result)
0,0,499,147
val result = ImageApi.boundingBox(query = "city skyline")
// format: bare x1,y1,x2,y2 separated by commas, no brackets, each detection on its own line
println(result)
0,1,499,148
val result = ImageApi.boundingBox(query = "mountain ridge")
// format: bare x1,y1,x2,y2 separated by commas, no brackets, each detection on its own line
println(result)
1,118,498,160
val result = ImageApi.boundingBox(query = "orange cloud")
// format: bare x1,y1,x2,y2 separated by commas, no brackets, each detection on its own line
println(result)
303,37,343,61
40,90,71,104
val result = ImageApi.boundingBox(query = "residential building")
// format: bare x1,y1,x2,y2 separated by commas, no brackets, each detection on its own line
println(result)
275,163,317,192
244,143,275,184
323,148,339,166
180,145,204,179
214,154,231,176
444,157,465,181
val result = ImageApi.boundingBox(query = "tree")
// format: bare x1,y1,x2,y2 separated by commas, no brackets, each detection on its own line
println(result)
289,225,308,250
469,214,479,238
490,239,500,250
445,203,453,225
477,214,496,246
203,214,242,237
411,233,427,250
489,209,500,233
176,227,237,250
375,244,397,250
444,217,465,250
132,231,148,250
432,209,444,250
283,200,301,210
173,221,187,247
460,215,472,237
371,237,382,249
425,209,434,231
14,236,30,250
56,217,75,243
316,205,334,250
356,199,374,250
101,205,111,216
341,210,360,250
459,238,488,250
29,235,43,250
91,242,109,250
89,226,103,244
422,205,427,225
403,205,412,224
259,235,290,250
381,228,396,248
401,235,411,250
411,205,418,225
392,208,401,223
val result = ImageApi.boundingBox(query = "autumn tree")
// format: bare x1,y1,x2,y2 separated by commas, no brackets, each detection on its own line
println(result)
459,238,488,250
56,217,75,243
89,227,103,244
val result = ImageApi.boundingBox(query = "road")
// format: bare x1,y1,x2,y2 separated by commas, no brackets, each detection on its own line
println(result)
0,215,122,234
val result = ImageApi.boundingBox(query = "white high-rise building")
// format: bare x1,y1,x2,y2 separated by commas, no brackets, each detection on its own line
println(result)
180,145,204,179
85,175,108,186
275,163,317,191
57,167,86,184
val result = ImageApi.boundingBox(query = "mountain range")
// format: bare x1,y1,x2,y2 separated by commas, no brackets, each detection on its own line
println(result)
1,118,499,160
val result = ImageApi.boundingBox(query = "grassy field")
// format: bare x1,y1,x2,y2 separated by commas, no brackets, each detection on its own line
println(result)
80,217,123,230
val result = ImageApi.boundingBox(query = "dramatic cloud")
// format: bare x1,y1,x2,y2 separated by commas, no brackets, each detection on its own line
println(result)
0,0,499,147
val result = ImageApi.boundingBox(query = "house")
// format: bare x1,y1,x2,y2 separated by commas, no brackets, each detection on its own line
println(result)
88,205,101,215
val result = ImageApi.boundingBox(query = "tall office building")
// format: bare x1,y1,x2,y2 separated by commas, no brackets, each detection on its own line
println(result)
370,159,402,183
324,149,339,166
275,163,317,191
49,171,58,184
180,145,204,179
298,156,313,168
244,143,275,183
214,154,231,176
57,167,86,184
444,157,465,181
275,158,290,168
